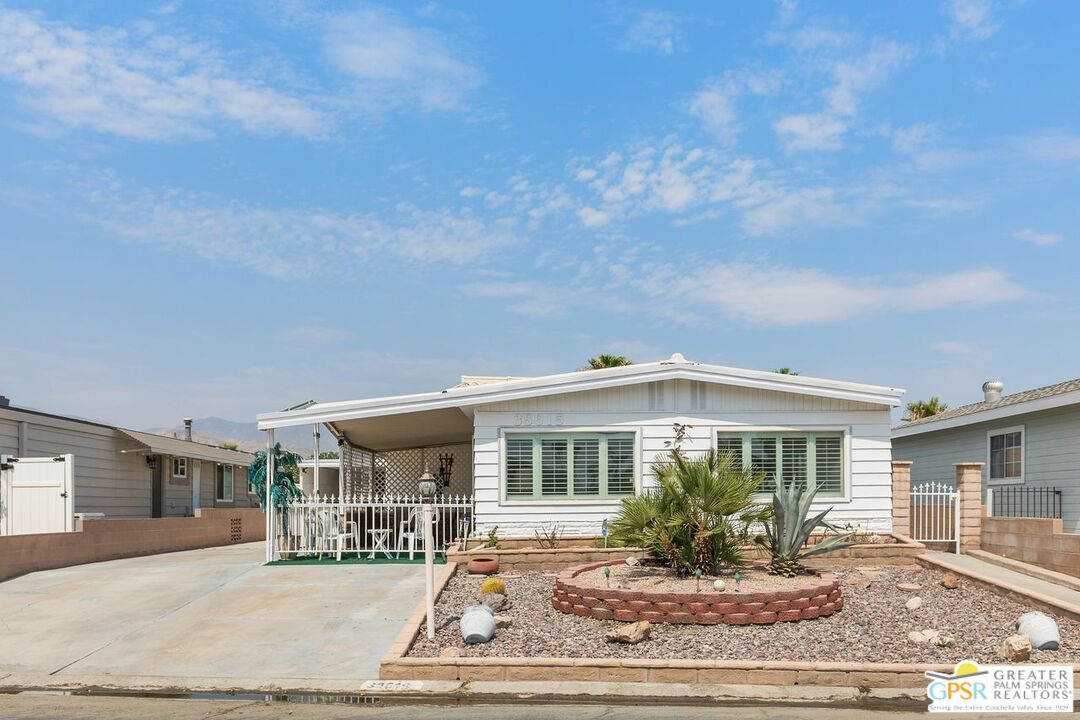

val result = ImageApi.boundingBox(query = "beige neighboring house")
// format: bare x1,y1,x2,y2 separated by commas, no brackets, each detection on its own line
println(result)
0,396,255,519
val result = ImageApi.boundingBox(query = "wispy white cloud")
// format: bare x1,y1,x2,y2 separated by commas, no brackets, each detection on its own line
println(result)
80,179,517,278
324,7,483,112
0,7,324,140
688,83,739,144
1021,133,1080,166
1014,228,1063,247
639,264,1026,325
618,9,683,55
773,39,913,151
945,0,1000,41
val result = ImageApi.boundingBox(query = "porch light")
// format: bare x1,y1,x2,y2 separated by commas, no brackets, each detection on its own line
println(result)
418,470,437,501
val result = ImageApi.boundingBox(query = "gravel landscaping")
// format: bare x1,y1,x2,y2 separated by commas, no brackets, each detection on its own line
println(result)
408,565,1080,664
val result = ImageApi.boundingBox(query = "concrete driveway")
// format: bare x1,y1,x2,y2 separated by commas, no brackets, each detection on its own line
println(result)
0,543,426,688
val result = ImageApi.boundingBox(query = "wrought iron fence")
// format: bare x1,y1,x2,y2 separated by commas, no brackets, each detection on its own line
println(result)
988,486,1062,519
272,493,474,560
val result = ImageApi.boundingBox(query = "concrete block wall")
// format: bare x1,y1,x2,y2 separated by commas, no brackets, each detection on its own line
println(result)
0,508,265,582
982,516,1080,577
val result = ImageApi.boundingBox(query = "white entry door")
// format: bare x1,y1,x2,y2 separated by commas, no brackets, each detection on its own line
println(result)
0,454,75,536
192,460,201,512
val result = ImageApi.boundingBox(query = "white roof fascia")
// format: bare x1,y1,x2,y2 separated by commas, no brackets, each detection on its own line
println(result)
892,388,1080,439
258,363,903,431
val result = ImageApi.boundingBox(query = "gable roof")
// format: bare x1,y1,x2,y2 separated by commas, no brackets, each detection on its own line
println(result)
892,377,1080,438
256,353,904,432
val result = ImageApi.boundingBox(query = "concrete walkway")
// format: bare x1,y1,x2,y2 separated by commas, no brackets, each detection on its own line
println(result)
923,551,1080,612
0,543,426,686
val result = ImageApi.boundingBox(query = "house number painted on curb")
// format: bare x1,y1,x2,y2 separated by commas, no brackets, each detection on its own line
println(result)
513,413,565,427
360,680,423,692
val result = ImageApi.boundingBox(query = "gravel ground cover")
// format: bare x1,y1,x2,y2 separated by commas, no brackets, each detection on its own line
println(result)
409,565,1080,664
573,564,822,593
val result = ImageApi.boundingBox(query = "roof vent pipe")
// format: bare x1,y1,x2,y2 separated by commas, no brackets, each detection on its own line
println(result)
183,418,193,441
982,381,1004,403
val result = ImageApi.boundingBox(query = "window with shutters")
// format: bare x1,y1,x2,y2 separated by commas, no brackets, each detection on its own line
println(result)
716,431,845,497
504,433,636,500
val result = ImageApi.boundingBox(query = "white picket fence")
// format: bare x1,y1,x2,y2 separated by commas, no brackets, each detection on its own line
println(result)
273,493,473,560
909,481,959,553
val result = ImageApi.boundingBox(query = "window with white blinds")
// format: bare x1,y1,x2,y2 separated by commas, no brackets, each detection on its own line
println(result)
717,431,845,497
505,433,636,500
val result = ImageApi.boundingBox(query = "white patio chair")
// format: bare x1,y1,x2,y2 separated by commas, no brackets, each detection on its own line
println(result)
396,507,440,560
315,510,356,561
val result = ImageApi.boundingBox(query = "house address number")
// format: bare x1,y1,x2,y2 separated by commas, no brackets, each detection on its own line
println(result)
512,413,565,427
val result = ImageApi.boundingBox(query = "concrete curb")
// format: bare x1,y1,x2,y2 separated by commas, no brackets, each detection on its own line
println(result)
917,553,1080,621
967,549,1080,593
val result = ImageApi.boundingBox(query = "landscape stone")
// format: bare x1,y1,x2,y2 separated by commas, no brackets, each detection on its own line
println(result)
713,579,726,591
848,575,873,590
480,592,511,612
930,635,956,648
907,630,928,644
897,582,922,592
440,646,462,657
625,556,639,566
493,614,513,629
940,573,959,590
1001,634,1032,662
606,620,651,645
905,596,922,610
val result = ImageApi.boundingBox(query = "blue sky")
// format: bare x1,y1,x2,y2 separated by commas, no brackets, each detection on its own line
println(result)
0,0,1077,428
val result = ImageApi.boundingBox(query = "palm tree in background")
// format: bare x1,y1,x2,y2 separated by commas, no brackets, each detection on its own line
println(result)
904,396,949,422
585,353,633,369
774,367,799,375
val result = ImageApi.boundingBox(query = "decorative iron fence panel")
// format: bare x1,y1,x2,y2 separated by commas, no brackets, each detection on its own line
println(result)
988,486,1062,519
272,493,473,560
909,481,959,552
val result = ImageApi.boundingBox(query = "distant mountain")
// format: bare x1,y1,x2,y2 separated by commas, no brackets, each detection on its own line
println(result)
144,417,319,456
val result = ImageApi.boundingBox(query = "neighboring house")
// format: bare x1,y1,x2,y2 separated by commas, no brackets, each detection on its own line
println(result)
892,378,1080,532
298,458,340,497
0,397,255,519
257,353,904,536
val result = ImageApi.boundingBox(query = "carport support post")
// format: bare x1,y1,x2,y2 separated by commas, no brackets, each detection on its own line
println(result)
265,428,275,563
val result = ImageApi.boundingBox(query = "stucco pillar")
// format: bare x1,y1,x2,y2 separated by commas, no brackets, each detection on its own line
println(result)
891,460,912,538
954,462,984,552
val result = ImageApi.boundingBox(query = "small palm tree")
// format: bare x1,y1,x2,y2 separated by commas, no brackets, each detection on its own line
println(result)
585,353,632,370
610,450,771,575
904,396,948,421
774,367,799,375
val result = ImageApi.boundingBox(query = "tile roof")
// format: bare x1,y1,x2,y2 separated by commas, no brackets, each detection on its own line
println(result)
895,377,1080,430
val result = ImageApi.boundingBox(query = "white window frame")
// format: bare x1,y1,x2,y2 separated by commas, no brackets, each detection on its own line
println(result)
711,425,853,502
500,427,641,505
172,457,187,479
986,425,1025,485
216,464,234,502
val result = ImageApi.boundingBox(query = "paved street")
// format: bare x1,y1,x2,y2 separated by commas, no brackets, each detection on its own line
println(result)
1,695,1026,720
0,543,426,685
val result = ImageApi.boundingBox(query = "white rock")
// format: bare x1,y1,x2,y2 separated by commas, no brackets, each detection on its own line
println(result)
625,556,639,566
906,596,922,610
907,631,928,644
930,635,956,648
713,579,726,592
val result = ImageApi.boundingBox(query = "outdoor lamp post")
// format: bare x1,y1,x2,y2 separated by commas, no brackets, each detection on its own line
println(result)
419,470,437,640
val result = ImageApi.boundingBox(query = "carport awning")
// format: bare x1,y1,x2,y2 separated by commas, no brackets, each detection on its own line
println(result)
327,407,474,452
118,429,253,465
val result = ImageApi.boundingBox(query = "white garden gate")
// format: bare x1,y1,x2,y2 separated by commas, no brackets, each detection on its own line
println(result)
909,481,959,553
0,454,75,536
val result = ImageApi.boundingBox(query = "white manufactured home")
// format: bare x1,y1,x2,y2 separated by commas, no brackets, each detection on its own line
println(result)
257,354,904,545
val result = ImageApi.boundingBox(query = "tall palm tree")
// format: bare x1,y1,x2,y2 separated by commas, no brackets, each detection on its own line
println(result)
585,353,632,369
904,396,949,422
774,367,799,375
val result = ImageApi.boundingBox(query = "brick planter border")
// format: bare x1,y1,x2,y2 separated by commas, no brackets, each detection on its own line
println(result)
552,559,841,625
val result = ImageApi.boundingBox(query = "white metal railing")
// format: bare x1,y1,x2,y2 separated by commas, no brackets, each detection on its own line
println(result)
271,493,473,561
910,481,959,553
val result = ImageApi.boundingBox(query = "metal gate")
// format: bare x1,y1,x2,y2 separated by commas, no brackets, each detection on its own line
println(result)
0,454,75,536
909,481,959,552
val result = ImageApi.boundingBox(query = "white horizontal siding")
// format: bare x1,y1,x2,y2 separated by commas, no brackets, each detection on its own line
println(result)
472,381,894,537
893,404,1080,533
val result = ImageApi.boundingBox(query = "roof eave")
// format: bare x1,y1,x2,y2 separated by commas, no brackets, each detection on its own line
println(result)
892,388,1080,438
258,365,903,430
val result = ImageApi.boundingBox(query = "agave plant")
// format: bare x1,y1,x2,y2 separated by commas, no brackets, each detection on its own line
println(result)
757,480,857,577
610,449,771,575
